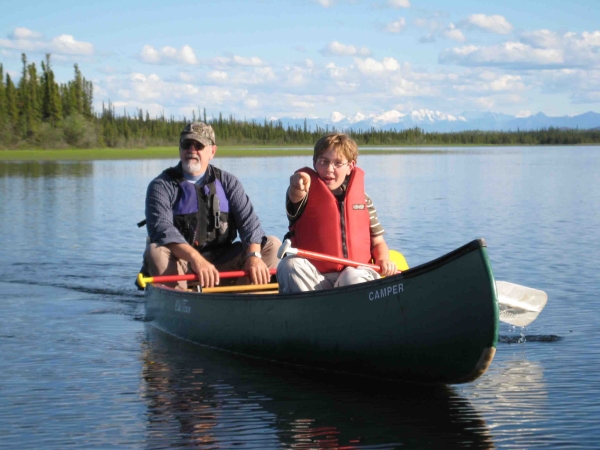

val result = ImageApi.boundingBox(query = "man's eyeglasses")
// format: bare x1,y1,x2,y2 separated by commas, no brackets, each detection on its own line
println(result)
180,140,208,151
315,157,350,169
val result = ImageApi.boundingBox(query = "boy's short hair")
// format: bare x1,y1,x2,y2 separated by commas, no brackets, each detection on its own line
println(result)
313,133,359,163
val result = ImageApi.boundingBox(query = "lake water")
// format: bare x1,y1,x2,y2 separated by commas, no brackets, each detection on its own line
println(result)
1,146,599,449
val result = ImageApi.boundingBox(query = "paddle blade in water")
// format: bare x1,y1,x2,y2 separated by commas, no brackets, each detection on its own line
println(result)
496,281,548,327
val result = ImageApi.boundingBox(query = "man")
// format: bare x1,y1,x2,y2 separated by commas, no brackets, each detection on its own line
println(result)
141,121,280,289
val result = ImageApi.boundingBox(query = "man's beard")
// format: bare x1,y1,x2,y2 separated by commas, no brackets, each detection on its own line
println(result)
182,158,202,174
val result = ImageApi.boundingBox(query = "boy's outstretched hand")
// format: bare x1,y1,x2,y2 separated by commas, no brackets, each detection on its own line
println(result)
289,172,311,202
291,172,311,192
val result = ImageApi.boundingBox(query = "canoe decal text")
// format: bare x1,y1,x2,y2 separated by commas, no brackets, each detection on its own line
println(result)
369,283,403,301
175,299,191,314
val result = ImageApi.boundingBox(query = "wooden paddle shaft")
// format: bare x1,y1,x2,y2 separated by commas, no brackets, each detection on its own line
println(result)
145,268,277,284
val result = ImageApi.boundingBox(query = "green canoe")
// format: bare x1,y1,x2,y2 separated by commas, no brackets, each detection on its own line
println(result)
144,238,499,384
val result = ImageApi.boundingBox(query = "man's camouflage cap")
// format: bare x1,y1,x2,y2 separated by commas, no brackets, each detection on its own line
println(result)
180,122,216,146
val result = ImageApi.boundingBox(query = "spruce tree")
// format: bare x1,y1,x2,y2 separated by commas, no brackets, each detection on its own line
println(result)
25,61,41,136
5,74,19,127
0,64,5,125
17,54,30,137
41,54,62,123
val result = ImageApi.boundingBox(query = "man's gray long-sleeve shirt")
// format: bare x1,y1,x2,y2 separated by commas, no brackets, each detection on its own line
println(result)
145,163,266,248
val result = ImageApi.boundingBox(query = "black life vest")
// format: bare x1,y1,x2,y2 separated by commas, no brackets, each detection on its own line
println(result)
166,164,238,251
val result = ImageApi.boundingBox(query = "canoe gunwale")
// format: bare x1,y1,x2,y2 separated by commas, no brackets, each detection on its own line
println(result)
147,237,490,301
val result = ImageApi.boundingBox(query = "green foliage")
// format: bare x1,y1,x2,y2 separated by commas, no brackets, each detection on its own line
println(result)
2,53,600,150
0,64,5,126
41,54,62,124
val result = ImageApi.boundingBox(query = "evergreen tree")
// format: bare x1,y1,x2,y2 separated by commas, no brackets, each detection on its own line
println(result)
25,60,41,136
5,74,18,126
0,64,5,125
41,54,62,123
17,53,30,137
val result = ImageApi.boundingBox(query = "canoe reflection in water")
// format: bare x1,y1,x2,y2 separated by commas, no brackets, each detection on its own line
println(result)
140,327,495,449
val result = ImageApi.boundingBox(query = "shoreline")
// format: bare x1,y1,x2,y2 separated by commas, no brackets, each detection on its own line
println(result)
0,143,597,161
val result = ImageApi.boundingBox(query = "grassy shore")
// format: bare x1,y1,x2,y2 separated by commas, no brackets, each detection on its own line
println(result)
0,146,320,161
0,145,463,161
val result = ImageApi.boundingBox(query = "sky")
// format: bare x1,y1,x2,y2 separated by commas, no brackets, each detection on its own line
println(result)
1,0,600,123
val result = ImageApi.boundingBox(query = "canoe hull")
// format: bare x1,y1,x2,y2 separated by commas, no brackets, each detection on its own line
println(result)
145,239,499,384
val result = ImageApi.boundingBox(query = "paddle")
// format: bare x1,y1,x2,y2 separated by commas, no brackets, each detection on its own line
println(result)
496,281,547,327
278,240,547,327
277,239,402,273
202,283,278,293
136,268,277,289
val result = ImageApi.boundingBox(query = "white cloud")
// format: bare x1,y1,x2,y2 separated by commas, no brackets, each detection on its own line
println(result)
390,78,421,96
139,45,198,65
208,71,228,82
99,71,251,111
140,45,160,63
0,28,94,56
49,35,94,55
488,74,525,91
210,55,264,67
473,97,496,110
389,0,410,8
245,98,260,109
255,66,277,80
232,55,263,66
220,66,277,86
452,72,527,93
284,65,310,86
331,111,346,122
322,41,371,56
516,110,532,118
440,42,564,68
179,45,198,65
441,30,600,70
292,100,315,108
442,24,466,43
315,0,334,7
462,14,514,35
385,18,406,33
325,62,348,79
355,57,400,74
415,18,465,43
131,73,148,82
520,30,562,49
9,27,42,40
537,68,600,103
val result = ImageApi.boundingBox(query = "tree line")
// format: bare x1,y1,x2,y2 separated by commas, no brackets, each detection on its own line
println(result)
1,53,600,149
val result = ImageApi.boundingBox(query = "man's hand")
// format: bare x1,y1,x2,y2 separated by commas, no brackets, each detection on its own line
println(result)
190,257,220,288
166,242,220,288
243,256,272,285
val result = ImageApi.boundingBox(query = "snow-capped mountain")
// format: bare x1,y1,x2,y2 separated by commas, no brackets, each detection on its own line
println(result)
275,110,600,133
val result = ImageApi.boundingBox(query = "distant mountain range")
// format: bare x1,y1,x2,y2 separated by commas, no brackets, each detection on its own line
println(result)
274,110,600,133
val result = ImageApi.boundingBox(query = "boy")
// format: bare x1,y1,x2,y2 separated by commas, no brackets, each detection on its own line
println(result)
277,133,396,293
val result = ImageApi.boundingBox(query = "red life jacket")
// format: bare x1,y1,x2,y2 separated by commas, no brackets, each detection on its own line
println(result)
290,167,372,273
